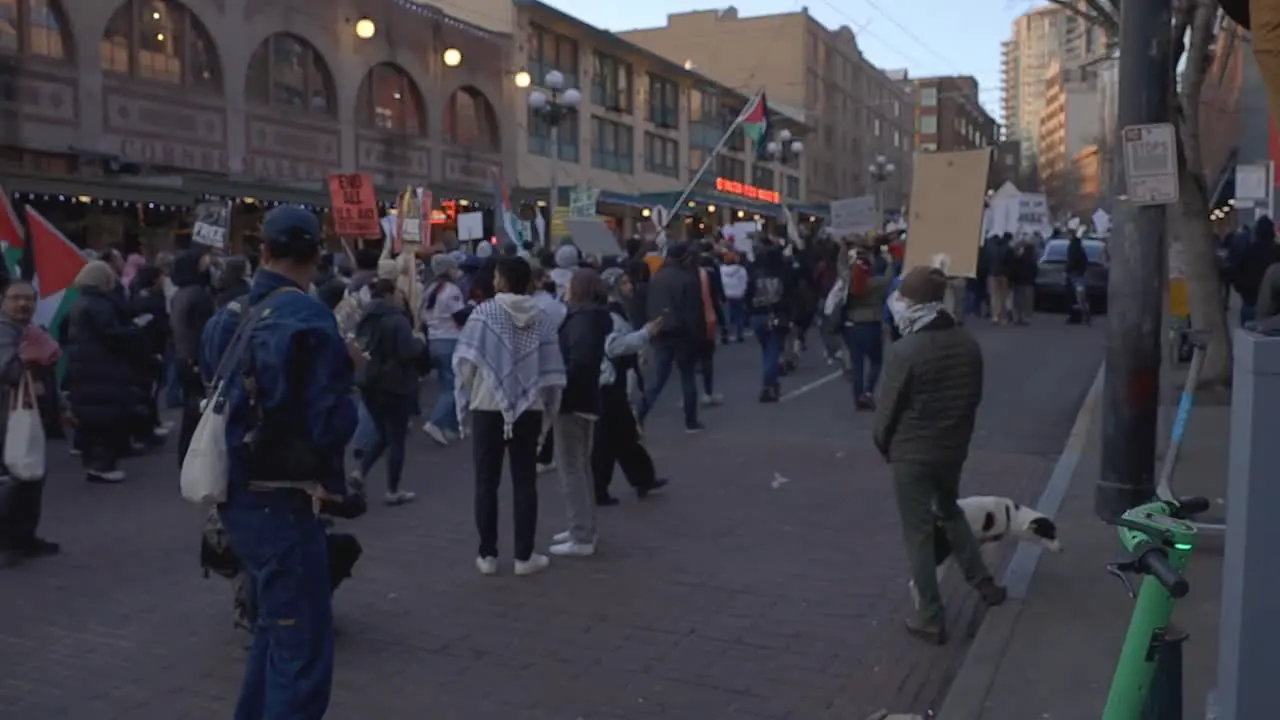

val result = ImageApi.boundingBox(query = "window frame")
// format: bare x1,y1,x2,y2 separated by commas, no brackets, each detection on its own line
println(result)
648,74,679,129
591,51,632,113
644,131,678,178
98,0,220,90
245,33,334,116
357,63,425,135
1,0,69,59
591,116,633,174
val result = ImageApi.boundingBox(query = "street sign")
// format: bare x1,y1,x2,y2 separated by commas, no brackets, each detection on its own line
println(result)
1122,123,1180,206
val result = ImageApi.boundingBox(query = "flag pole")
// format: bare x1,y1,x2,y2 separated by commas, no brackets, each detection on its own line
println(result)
662,88,763,228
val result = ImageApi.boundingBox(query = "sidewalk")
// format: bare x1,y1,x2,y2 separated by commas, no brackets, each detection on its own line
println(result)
939,374,1227,719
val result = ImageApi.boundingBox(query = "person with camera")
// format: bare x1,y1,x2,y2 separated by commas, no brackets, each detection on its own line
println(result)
200,206,359,720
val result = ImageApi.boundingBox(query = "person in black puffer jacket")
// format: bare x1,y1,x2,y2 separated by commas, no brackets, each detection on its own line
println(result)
129,264,171,446
64,261,145,483
169,248,215,465
550,269,613,558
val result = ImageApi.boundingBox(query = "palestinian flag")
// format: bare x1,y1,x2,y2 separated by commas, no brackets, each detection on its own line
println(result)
739,91,770,157
25,206,85,341
0,185,25,277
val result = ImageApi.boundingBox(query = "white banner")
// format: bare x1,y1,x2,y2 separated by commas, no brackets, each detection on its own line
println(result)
828,195,877,236
987,192,1051,238
456,211,484,241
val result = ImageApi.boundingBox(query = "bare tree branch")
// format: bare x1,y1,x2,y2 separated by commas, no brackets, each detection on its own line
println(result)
1047,0,1120,32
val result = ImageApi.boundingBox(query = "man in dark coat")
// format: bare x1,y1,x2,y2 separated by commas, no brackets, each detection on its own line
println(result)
637,243,707,432
169,248,215,465
874,267,1007,645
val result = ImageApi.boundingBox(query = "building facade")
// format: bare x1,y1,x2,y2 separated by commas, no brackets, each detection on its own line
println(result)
509,0,813,238
906,75,999,153
989,139,1025,190
1,0,514,209
1000,3,1111,173
616,7,913,210
1038,59,1100,214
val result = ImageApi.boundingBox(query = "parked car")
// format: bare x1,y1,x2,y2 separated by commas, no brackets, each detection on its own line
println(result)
1034,238,1109,313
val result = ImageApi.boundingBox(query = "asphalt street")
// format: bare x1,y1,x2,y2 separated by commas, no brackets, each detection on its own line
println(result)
0,314,1105,719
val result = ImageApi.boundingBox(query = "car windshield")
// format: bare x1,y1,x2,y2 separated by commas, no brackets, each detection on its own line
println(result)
1042,240,1106,263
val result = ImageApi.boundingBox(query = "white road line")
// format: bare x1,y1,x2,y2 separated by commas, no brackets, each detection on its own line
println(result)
779,370,844,403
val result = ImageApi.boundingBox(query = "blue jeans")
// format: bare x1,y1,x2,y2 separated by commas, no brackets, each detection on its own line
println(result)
352,397,378,457
842,322,883,398
723,299,747,341
428,338,459,432
751,315,786,391
359,393,411,493
638,337,699,429
163,350,183,409
220,496,334,720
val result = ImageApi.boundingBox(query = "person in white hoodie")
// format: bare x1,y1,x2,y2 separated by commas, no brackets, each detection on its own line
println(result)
453,257,566,576
718,252,749,343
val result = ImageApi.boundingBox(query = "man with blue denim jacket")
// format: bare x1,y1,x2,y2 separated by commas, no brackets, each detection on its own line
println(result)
200,206,358,720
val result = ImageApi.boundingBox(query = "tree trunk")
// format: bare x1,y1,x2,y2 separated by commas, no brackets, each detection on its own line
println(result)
1177,0,1232,387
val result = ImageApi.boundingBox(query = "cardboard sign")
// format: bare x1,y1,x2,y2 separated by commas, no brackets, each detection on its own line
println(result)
903,148,992,278
328,173,379,238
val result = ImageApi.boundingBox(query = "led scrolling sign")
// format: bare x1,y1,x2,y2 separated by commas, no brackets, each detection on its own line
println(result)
714,177,781,204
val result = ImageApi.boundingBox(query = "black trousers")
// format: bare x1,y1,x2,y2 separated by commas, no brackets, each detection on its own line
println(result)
592,381,656,500
472,409,541,562
1,480,45,550
177,366,204,469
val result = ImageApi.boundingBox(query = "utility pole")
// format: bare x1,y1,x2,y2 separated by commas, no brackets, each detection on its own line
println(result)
1096,0,1175,519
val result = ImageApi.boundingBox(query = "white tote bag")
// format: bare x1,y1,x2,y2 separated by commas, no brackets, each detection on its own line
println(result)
4,372,46,481
179,382,229,504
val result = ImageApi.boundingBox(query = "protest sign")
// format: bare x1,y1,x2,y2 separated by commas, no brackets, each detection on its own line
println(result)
327,173,379,237
192,201,230,249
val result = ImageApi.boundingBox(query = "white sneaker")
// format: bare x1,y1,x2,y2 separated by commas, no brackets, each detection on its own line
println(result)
513,553,550,576
422,423,449,446
549,540,596,557
536,462,557,474
552,530,598,544
152,425,170,439
701,393,724,407
384,490,417,506
475,556,499,576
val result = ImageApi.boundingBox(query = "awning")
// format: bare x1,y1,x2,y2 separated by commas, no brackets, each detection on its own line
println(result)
513,186,653,210
0,170,196,206
638,190,791,220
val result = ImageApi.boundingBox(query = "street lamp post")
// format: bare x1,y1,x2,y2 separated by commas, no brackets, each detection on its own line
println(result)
766,129,804,236
527,70,581,246
868,154,896,232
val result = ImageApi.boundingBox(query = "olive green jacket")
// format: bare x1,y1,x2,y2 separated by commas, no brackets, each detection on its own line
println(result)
872,313,984,465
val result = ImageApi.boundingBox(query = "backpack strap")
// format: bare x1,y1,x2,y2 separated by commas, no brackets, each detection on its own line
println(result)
207,287,301,397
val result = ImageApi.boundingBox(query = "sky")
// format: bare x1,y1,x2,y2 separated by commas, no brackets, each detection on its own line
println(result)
542,0,1036,119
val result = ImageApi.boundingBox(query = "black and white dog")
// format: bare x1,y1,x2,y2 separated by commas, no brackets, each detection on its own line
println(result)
909,496,1062,609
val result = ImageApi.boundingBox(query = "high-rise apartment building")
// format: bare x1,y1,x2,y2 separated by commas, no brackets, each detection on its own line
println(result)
617,7,914,208
1000,3,1111,172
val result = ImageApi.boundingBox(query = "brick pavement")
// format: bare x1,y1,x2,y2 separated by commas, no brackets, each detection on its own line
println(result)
0,317,1104,719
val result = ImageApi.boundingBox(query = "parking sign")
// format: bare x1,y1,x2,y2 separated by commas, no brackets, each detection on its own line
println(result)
1122,123,1180,206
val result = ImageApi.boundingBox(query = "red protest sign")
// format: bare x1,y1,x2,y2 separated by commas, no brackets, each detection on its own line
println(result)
327,173,380,238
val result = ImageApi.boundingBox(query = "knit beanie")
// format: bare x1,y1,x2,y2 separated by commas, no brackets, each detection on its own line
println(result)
897,266,947,304
430,252,458,278
555,244,580,269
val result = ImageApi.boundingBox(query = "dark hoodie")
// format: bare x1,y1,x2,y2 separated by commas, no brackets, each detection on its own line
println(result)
558,301,612,417
1233,217,1279,306
356,298,424,398
169,249,214,366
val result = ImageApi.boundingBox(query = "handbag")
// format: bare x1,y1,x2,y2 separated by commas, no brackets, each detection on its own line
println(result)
5,371,46,481
180,288,297,504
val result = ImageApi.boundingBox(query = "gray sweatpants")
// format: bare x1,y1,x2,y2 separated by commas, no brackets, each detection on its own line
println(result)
554,414,597,543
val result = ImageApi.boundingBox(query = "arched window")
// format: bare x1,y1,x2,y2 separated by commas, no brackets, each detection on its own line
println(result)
99,0,220,90
245,33,335,117
0,0,71,59
444,87,500,153
355,63,426,135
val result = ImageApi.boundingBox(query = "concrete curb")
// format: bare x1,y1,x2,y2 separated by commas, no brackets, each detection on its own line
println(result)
936,363,1105,720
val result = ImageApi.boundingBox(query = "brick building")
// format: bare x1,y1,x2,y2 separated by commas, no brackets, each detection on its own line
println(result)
905,75,999,153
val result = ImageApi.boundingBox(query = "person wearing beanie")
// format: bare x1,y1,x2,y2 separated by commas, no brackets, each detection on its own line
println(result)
550,244,581,298
874,265,1006,645
420,252,468,445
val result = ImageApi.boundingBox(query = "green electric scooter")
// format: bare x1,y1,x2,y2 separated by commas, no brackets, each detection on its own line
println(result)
1101,496,1208,719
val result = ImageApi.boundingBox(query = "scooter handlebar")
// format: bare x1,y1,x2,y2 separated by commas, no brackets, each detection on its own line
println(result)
1138,548,1189,599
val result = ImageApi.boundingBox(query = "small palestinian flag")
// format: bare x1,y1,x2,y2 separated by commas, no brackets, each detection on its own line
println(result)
0,185,25,277
739,91,771,157
26,207,86,382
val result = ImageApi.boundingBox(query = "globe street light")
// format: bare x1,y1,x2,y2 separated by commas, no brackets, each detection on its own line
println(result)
765,129,804,220
868,154,896,232
527,70,581,246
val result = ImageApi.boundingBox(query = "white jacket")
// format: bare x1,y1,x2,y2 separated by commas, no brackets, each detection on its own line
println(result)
719,264,748,300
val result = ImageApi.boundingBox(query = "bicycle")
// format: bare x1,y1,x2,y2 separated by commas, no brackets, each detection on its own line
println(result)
1101,496,1209,719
